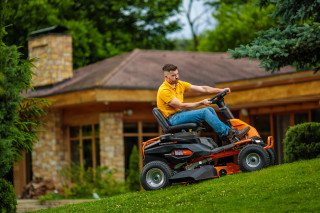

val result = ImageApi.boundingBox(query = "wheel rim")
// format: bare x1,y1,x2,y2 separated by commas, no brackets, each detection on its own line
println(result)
246,153,261,168
146,168,165,188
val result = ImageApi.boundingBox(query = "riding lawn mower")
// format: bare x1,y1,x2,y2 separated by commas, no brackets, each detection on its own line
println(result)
140,90,276,191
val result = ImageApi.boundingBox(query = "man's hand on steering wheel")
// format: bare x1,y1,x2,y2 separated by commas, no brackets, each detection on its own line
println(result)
222,88,231,94
201,99,212,106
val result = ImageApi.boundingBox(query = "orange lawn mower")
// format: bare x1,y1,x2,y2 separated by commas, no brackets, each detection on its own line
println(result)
140,90,276,190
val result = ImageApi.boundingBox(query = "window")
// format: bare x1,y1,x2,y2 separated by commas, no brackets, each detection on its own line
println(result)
252,114,271,143
123,122,160,176
69,124,100,169
312,109,320,122
251,109,314,164
294,113,308,125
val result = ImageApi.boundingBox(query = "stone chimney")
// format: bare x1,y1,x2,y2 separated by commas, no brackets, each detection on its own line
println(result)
28,26,72,87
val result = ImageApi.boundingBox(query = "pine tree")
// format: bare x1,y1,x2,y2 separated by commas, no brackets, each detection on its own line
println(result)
229,0,320,73
127,146,141,191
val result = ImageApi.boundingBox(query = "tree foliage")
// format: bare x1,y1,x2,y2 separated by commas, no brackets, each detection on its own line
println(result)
229,0,320,73
127,146,140,191
284,122,320,163
0,44,50,176
206,0,249,9
0,178,17,212
0,0,50,177
4,0,182,69
199,1,276,52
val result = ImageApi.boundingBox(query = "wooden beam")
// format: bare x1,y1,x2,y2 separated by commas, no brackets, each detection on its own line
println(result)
186,80,320,109
47,90,96,107
96,89,157,102
13,154,27,197
44,89,157,108
250,101,319,115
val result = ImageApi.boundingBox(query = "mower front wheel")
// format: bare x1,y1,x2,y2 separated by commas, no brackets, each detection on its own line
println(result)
238,144,270,172
140,161,173,191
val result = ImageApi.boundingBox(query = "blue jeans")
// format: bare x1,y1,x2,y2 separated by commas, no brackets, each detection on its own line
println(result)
168,107,230,138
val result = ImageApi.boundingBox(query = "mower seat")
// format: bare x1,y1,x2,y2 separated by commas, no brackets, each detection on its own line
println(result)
152,108,200,134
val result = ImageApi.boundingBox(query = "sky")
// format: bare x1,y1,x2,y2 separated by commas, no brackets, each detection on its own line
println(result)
167,0,217,39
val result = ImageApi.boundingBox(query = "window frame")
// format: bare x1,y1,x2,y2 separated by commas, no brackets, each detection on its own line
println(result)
123,121,162,172
68,124,100,169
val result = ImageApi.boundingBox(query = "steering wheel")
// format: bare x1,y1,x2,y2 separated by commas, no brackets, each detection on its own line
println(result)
209,89,229,104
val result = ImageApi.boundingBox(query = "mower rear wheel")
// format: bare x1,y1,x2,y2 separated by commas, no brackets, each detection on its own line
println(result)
140,161,173,191
267,148,277,166
238,144,270,172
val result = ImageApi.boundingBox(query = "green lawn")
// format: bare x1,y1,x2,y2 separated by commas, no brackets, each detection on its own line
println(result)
36,158,320,213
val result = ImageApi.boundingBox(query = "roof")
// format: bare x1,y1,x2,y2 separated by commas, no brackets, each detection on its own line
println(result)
29,26,69,39
26,49,295,98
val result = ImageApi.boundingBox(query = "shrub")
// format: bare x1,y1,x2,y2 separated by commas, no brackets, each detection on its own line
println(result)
0,178,17,213
0,2,50,178
60,164,127,199
0,140,12,178
39,193,64,204
127,145,140,191
284,122,320,163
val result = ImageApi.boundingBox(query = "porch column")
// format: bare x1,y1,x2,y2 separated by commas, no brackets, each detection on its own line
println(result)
99,112,125,181
32,109,68,187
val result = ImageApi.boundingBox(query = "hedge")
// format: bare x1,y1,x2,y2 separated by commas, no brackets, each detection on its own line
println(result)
0,178,17,213
284,122,320,163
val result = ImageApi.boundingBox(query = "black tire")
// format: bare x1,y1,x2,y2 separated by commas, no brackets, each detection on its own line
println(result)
140,161,173,191
238,144,270,172
267,148,277,166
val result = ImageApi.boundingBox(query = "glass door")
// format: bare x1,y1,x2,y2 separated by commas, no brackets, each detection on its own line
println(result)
274,114,291,164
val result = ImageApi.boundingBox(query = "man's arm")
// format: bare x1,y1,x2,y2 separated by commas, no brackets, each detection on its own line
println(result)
168,97,212,111
188,85,230,94
168,85,231,111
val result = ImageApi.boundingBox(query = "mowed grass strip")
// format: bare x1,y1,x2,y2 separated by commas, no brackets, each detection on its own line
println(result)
35,158,320,213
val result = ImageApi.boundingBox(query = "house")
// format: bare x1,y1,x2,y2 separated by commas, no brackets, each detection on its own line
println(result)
13,27,320,196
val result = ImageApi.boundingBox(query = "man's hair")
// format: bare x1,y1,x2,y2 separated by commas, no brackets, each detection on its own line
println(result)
162,64,177,72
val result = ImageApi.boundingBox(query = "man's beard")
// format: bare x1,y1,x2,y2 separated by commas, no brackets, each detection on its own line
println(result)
169,79,179,84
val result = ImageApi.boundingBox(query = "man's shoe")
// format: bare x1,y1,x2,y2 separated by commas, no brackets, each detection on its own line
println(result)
222,126,250,145
231,126,250,139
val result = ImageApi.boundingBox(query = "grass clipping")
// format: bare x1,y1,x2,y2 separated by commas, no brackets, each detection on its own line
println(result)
37,158,320,212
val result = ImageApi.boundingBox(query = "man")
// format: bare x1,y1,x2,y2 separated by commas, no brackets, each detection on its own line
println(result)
157,64,249,144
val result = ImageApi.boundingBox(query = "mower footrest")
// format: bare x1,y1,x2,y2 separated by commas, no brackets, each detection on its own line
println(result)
211,143,235,154
169,165,217,183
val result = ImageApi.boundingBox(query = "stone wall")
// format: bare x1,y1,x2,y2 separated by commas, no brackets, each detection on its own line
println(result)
32,109,68,187
28,34,72,87
99,112,125,181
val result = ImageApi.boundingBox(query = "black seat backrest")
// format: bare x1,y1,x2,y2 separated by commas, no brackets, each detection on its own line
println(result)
152,108,171,133
152,108,199,133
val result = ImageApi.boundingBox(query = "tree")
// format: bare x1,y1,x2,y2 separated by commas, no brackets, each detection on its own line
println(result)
207,0,249,8
198,0,276,52
127,146,140,191
229,0,320,73
4,0,182,69
172,38,194,51
0,0,49,177
181,0,215,51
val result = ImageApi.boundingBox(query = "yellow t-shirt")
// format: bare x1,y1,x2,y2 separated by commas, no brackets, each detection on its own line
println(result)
157,80,192,118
